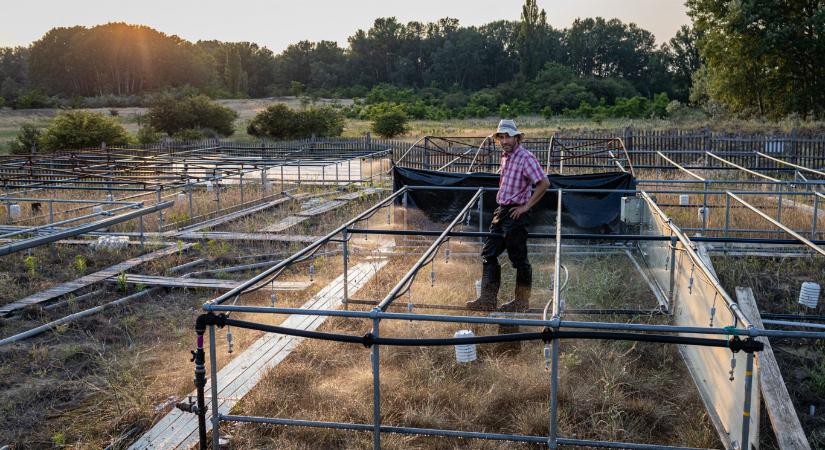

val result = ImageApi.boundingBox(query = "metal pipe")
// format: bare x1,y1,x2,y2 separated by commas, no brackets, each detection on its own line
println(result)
0,288,159,346
727,191,825,257
706,152,780,182
641,191,753,328
209,324,221,450
203,187,407,307
376,188,482,311
0,201,173,257
218,414,718,449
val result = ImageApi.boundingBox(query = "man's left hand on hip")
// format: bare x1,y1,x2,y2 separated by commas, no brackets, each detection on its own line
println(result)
509,204,530,219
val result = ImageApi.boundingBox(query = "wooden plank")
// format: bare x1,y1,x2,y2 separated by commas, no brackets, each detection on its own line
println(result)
179,191,336,233
0,243,193,316
261,215,307,233
336,187,381,201
118,275,310,291
129,261,386,449
298,200,345,217
175,231,319,243
735,287,811,450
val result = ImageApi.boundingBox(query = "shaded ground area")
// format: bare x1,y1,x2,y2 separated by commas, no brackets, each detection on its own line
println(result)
714,255,825,448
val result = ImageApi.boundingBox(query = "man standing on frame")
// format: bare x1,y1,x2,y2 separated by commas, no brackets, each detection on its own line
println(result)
467,119,550,312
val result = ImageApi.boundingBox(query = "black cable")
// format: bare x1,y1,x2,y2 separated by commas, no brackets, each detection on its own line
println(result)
209,315,761,352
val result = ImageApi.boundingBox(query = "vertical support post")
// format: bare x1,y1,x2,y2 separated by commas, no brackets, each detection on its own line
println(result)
776,183,783,222
342,227,349,310
402,191,408,231
209,324,221,450
348,158,352,183
548,336,559,449
668,235,677,302
157,188,164,232
741,352,755,450
724,194,731,241
335,162,339,186
215,178,221,215
371,314,381,450
139,215,145,248
559,148,564,174
187,184,194,220
280,165,285,193
297,161,301,186
702,181,709,232
812,194,820,239
48,200,54,229
478,192,484,245
260,168,267,199
239,170,244,205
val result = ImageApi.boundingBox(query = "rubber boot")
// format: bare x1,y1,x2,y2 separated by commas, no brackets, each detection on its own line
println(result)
499,265,532,312
466,263,500,310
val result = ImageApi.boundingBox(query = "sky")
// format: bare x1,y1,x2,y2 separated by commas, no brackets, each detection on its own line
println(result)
0,0,690,52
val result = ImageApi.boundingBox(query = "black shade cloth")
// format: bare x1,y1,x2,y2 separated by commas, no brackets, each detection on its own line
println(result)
393,166,636,232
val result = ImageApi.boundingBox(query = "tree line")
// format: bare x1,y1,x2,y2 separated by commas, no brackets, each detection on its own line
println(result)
0,0,821,119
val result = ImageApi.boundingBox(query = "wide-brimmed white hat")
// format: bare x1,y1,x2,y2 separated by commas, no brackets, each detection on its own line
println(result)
494,119,523,137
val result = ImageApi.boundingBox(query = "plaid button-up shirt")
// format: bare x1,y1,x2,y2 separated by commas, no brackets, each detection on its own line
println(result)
496,145,545,206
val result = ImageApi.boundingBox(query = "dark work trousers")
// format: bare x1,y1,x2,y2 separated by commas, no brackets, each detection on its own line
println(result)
481,204,531,271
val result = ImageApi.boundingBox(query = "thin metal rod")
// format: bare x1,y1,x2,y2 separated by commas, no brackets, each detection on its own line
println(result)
376,188,482,311
727,191,825,257
706,152,780,182
656,152,705,181
219,414,717,449
203,187,407,306
209,324,221,450
640,192,753,328
756,151,825,178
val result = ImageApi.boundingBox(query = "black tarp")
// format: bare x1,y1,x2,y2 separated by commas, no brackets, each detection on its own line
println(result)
393,166,636,233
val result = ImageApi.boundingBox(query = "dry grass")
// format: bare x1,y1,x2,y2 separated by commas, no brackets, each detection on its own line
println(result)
222,233,718,448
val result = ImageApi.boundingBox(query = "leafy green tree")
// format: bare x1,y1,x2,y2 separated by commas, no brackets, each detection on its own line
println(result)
147,94,237,136
371,110,408,138
687,0,825,117
39,111,130,150
516,0,553,79
8,123,42,154
247,104,343,139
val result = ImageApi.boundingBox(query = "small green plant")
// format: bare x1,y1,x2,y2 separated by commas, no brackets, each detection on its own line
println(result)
116,271,128,292
51,431,66,446
808,358,825,397
176,239,185,256
74,255,87,274
23,255,37,278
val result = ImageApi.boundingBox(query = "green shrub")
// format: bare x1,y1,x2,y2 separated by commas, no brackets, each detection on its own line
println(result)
371,111,408,138
39,111,130,150
136,125,162,144
247,104,344,139
14,89,52,109
8,123,43,154
147,94,237,136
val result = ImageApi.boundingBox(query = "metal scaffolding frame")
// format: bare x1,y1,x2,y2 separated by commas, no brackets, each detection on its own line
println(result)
189,180,825,450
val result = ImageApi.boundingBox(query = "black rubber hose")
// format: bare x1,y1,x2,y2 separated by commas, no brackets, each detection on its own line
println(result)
213,315,755,351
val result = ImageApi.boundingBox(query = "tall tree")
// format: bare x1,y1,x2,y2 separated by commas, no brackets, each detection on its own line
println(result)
516,0,549,79
687,0,825,117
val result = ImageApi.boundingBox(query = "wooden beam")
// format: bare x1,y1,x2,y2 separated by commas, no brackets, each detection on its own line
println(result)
735,287,811,450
